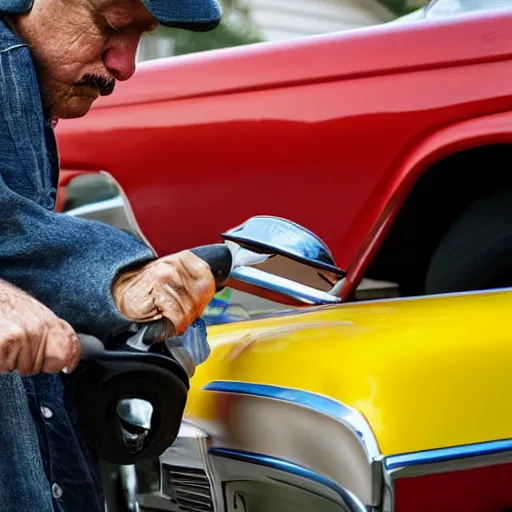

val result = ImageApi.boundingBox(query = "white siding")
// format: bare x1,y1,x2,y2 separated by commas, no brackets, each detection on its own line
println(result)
247,0,394,41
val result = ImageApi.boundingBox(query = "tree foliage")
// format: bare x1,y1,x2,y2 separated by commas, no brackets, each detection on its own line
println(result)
159,0,262,56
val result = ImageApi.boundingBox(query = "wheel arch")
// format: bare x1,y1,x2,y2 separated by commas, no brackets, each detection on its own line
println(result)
345,110,512,299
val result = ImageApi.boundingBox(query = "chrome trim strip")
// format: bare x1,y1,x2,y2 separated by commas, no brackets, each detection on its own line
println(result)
340,284,512,307
229,266,342,305
382,439,512,509
389,450,512,480
210,448,368,512
203,381,380,460
385,439,512,470
64,195,125,217
381,459,394,512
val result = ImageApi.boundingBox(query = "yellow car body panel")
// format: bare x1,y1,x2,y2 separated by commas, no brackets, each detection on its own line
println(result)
185,288,512,457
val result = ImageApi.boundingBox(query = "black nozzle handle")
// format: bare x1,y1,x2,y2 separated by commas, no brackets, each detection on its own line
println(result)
77,322,172,361
78,333,106,361
189,244,232,290
141,319,175,344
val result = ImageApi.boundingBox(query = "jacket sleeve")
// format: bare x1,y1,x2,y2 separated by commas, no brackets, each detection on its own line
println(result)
0,40,157,338
0,174,156,338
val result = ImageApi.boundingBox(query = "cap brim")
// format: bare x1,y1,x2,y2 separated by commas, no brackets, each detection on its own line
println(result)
143,0,222,32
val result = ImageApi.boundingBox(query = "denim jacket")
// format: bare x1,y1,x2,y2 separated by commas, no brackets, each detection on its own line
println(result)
0,21,155,337
0,17,156,512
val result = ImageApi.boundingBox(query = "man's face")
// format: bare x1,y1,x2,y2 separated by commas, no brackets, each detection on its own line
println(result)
11,0,158,119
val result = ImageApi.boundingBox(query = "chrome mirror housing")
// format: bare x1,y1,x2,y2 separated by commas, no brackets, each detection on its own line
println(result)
222,216,346,306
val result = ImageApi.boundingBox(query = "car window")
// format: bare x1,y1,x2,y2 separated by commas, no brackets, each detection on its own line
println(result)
425,0,512,18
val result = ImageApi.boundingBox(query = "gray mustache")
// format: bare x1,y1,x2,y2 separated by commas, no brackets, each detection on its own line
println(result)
75,74,116,96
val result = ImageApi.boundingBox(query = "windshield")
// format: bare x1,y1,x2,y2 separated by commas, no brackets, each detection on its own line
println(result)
425,0,512,18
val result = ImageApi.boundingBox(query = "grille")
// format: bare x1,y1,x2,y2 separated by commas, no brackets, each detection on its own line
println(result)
163,464,213,512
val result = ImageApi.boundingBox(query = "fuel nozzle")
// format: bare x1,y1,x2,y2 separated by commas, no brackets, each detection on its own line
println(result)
163,318,210,378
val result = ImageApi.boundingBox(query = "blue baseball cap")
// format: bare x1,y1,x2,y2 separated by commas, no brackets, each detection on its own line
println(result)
0,0,222,32
142,0,222,31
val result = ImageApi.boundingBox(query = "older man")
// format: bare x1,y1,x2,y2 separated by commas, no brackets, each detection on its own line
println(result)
0,0,222,511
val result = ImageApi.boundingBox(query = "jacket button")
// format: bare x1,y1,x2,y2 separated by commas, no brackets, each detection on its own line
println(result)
40,406,53,419
52,483,63,499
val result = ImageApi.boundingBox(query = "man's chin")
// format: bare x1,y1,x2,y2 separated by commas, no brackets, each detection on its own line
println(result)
55,95,97,119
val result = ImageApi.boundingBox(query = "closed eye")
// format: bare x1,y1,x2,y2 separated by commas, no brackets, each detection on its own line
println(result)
100,14,121,33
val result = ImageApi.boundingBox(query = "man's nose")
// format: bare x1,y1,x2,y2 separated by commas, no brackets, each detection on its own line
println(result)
103,35,140,81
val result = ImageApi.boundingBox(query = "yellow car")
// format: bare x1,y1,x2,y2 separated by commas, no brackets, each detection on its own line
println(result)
98,216,512,512
168,288,512,512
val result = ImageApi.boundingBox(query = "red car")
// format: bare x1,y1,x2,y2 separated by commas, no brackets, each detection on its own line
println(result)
56,0,512,302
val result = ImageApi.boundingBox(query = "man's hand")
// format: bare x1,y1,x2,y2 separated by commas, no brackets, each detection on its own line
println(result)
112,251,216,336
0,281,81,376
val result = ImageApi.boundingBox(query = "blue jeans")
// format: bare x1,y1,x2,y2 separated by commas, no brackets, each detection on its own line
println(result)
0,373,105,512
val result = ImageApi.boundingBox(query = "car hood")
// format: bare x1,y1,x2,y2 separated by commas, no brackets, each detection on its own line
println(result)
186,288,512,457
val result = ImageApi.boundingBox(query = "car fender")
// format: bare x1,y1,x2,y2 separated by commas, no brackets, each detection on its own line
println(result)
342,109,512,299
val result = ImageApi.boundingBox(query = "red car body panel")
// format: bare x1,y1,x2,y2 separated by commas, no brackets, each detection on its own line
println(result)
394,462,512,512
56,9,512,299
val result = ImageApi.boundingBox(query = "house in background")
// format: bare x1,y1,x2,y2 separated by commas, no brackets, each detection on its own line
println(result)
136,0,397,61
243,0,394,42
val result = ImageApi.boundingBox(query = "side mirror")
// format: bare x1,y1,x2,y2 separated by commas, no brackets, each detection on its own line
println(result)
221,216,346,306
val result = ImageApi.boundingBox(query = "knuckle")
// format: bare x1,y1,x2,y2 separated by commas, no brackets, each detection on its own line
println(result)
67,335,82,371
148,264,171,288
0,325,23,359
55,317,70,331
60,320,77,338
49,319,74,339
4,322,25,340
152,260,168,274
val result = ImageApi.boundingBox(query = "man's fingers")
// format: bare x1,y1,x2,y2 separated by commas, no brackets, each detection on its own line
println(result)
153,261,216,334
63,332,82,373
113,250,216,334
0,282,82,377
159,255,216,319
42,321,80,374
0,322,25,374
153,282,193,335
